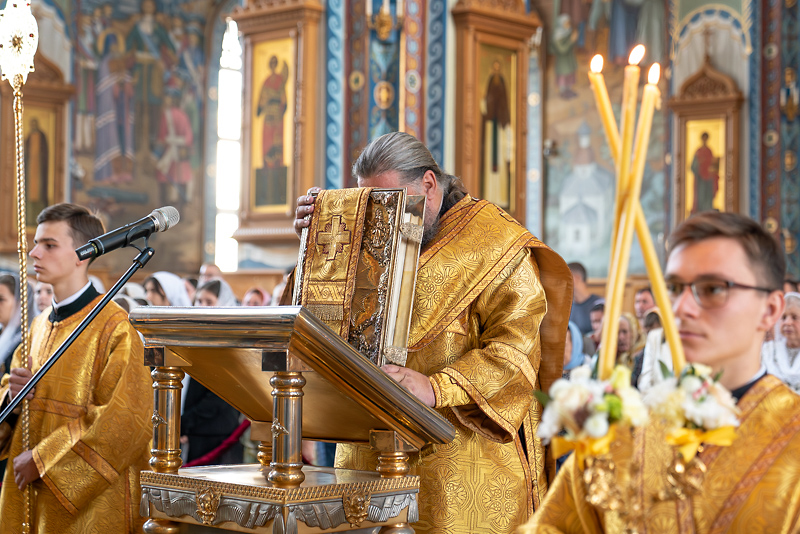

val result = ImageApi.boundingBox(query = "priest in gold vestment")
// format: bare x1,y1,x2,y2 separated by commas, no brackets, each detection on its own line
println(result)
294,132,573,533
0,204,152,533
521,212,800,534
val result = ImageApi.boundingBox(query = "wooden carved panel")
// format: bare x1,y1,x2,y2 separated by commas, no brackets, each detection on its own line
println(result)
231,0,323,244
452,0,540,225
0,52,74,253
668,56,743,224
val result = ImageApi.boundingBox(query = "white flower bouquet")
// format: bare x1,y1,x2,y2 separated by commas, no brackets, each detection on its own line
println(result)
536,365,648,463
642,362,739,461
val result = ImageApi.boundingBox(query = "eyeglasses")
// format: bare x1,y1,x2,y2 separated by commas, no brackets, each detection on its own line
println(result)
665,279,776,309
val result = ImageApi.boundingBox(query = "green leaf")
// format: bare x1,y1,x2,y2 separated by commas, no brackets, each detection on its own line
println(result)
659,360,674,380
713,369,724,383
533,390,551,408
605,394,623,421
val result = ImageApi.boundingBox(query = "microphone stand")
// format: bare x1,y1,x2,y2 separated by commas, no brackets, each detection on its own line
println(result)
0,245,155,425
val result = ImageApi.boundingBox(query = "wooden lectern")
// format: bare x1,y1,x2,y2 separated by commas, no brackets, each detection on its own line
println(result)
129,305,455,534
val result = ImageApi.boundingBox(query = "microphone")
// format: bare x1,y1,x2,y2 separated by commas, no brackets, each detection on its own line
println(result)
75,206,180,261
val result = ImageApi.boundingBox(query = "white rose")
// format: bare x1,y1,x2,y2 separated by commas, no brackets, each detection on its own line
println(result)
680,375,704,395
570,365,592,382
548,379,571,399
556,384,591,413
584,412,610,439
642,377,678,408
619,388,649,427
537,405,562,439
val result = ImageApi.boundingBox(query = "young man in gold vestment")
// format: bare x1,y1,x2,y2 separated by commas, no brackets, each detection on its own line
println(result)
521,211,800,533
0,204,152,533
294,132,573,533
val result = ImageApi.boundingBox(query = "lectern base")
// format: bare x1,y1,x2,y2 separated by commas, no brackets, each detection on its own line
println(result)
139,465,419,534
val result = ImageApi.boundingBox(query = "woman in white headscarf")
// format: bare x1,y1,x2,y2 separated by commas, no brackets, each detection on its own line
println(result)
144,271,193,306
194,278,238,306
762,292,800,393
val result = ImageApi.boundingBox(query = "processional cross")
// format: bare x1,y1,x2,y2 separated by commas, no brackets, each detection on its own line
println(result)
0,2,38,533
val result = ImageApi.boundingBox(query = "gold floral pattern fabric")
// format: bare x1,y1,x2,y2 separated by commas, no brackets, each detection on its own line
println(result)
0,298,152,533
337,196,573,533
519,375,800,534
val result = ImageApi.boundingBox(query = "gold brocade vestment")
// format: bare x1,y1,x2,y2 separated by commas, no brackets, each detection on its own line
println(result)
520,374,800,534
336,195,573,534
0,297,152,533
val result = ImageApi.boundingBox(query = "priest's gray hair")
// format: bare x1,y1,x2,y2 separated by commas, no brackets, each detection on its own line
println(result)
352,132,467,214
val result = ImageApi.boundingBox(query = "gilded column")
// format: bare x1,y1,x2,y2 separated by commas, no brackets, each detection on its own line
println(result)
144,366,184,534
268,371,306,487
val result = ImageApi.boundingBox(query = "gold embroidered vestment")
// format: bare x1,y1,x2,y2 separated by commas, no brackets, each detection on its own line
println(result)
520,374,800,533
336,195,572,533
0,298,152,533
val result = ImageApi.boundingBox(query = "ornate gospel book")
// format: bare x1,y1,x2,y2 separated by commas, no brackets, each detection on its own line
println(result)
293,187,425,366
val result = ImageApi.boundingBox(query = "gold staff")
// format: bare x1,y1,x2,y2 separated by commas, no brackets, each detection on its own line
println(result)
0,2,39,532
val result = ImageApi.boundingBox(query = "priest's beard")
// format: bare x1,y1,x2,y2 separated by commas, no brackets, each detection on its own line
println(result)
421,217,440,249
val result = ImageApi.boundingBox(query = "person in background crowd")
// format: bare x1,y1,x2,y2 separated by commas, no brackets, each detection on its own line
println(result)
144,271,193,307
761,292,800,393
0,274,33,489
784,278,798,294
271,266,294,305
184,277,198,303
181,288,243,465
634,286,655,329
616,312,644,370
194,279,237,307
198,263,223,285
568,262,602,336
642,308,662,335
243,287,271,306
120,281,147,302
562,321,585,379
583,301,604,355
34,281,54,315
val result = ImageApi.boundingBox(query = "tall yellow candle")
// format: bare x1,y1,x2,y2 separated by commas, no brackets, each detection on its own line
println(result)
588,55,620,161
611,45,645,249
598,57,655,380
633,205,686,373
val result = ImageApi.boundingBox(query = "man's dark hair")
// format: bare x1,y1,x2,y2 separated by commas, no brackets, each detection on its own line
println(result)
785,278,799,292
636,286,653,297
184,277,198,289
590,302,605,313
567,262,587,282
37,203,104,250
668,211,785,291
352,131,468,216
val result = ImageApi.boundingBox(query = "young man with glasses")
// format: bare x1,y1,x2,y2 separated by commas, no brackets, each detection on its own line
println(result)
521,211,800,533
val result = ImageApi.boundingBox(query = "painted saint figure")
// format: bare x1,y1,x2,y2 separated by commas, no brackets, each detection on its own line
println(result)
255,55,289,206
156,89,194,206
691,131,720,213
126,0,176,154
94,30,135,184
25,118,49,226
480,59,512,208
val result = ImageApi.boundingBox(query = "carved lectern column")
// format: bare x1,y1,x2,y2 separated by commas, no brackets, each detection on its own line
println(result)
372,431,416,533
268,372,306,487
143,366,184,534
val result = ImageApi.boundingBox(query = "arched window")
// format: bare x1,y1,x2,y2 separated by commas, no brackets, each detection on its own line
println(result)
213,18,243,272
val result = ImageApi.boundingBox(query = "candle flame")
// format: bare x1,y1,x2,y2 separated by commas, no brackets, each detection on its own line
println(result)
648,63,661,84
590,55,603,73
629,45,645,65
